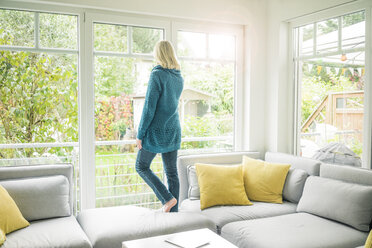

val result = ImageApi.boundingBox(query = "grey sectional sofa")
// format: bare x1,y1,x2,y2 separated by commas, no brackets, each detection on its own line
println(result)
177,151,372,248
1,151,371,248
0,163,215,248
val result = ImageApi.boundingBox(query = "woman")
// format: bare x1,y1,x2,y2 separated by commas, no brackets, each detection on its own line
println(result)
135,40,183,213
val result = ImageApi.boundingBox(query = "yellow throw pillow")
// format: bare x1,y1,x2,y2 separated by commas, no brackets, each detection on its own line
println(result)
195,163,252,210
0,185,29,242
365,230,372,248
242,156,290,203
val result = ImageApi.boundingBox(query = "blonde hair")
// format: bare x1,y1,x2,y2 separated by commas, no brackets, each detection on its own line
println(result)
154,40,180,70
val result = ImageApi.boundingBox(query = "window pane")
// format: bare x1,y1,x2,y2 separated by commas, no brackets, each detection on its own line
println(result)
177,31,206,58
297,19,365,167
180,61,234,151
94,57,155,141
94,53,160,208
299,24,314,56
295,11,366,163
0,9,34,47
0,51,78,160
94,56,136,98
342,11,365,50
95,145,163,208
39,13,77,49
94,23,127,52
209,34,235,60
132,27,163,54
316,18,338,54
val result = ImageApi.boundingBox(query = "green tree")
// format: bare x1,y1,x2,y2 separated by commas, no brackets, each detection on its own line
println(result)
301,67,360,124
181,62,234,115
342,11,365,27
132,27,163,54
0,9,34,47
0,30,78,158
318,19,338,35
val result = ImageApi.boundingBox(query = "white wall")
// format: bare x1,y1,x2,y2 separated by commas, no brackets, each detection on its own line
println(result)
243,19,267,155
265,0,356,153
36,0,264,25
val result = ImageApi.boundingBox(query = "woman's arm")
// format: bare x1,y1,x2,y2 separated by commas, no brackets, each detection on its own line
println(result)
137,72,161,140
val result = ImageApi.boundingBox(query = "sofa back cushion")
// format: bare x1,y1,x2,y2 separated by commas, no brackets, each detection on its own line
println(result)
297,176,372,231
282,168,308,203
320,163,372,186
265,152,318,203
0,175,71,221
265,152,321,176
0,164,74,214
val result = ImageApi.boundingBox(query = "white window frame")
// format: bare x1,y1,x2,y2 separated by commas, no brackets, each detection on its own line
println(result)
172,21,244,151
289,0,372,168
0,0,85,209
84,12,171,209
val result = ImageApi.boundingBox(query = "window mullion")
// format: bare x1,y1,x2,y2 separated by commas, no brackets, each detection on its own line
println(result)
128,26,132,55
338,16,342,53
313,22,317,56
206,33,209,59
35,12,39,49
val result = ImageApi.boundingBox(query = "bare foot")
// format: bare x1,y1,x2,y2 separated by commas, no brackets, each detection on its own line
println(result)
163,198,177,213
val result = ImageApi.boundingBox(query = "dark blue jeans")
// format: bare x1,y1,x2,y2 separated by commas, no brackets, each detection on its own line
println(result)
135,149,179,212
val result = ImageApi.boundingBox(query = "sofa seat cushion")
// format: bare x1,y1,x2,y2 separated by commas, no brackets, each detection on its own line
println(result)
77,205,216,248
221,213,368,248
2,216,91,248
180,199,297,231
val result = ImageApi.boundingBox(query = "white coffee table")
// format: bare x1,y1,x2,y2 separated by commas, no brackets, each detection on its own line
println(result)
122,228,238,248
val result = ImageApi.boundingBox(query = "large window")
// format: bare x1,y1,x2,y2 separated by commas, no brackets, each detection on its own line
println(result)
294,11,366,165
0,4,243,210
0,9,79,208
176,30,236,153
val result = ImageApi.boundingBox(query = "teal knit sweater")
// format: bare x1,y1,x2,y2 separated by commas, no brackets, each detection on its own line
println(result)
137,65,184,153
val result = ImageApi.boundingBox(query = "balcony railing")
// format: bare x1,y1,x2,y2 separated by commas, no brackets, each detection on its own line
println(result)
0,136,233,210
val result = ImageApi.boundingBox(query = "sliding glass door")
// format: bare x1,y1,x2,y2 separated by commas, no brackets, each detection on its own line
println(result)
92,19,165,208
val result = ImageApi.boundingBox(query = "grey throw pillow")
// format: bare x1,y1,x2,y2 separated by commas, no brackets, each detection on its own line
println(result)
297,176,372,231
0,175,71,221
282,169,308,203
187,165,200,200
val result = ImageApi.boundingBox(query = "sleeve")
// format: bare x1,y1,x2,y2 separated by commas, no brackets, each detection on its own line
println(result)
137,72,162,140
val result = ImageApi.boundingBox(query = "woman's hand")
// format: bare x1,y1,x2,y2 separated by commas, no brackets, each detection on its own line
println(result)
136,139,142,150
